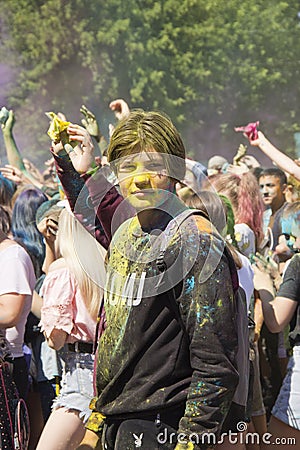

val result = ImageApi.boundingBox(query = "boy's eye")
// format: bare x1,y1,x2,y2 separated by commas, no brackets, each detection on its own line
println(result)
146,163,165,171
119,164,136,172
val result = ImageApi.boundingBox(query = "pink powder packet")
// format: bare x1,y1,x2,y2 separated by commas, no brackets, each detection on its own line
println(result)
234,121,259,140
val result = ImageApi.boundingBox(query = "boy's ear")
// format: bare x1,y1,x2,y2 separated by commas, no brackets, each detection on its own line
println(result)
282,183,288,194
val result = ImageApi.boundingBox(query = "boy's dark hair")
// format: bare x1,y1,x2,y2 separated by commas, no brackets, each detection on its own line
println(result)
259,167,287,186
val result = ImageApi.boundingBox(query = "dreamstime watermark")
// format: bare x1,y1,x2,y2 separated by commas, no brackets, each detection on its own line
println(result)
156,421,297,446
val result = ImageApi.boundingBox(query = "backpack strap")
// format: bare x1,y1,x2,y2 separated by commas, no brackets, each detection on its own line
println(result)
156,208,233,336
93,296,105,355
156,209,208,271
156,208,241,337
156,209,252,412
156,208,239,292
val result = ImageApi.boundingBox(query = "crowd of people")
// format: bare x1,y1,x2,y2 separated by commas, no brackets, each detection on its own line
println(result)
0,98,299,450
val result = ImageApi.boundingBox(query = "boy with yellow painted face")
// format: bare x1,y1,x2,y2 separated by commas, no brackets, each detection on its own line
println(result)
52,110,240,450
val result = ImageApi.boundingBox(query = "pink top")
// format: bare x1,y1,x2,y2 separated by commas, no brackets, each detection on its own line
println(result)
40,267,96,343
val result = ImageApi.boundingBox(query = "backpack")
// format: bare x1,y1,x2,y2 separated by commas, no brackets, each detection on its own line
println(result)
0,333,30,450
155,209,253,418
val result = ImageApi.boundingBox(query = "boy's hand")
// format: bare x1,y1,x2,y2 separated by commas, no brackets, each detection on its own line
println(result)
64,123,95,174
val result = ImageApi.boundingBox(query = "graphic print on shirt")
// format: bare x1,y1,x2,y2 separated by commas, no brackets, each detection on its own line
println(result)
106,270,147,306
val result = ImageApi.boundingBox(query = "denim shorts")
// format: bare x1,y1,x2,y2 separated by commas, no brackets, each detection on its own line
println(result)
271,345,300,430
52,350,94,423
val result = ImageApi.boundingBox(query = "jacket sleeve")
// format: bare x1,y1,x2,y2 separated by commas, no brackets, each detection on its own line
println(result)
52,152,134,248
83,168,135,244
177,231,239,447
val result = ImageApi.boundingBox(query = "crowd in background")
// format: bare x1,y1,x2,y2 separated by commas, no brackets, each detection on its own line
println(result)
0,99,300,450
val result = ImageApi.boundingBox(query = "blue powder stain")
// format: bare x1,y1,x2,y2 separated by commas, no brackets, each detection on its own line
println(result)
184,276,195,294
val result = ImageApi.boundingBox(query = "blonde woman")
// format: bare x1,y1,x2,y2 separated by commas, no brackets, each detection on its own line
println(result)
36,208,106,450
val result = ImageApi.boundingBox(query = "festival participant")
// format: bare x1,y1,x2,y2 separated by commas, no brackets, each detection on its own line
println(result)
1,109,59,197
184,191,254,308
52,110,241,450
258,168,287,245
176,158,208,202
0,171,16,210
36,207,106,450
0,206,36,399
250,168,290,421
285,175,300,203
192,173,267,445
254,202,300,449
11,187,48,277
185,191,267,447
207,172,264,258
244,129,300,182
207,155,228,176
23,201,64,448
0,203,11,235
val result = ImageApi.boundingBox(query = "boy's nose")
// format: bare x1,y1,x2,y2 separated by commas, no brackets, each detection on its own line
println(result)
132,172,151,187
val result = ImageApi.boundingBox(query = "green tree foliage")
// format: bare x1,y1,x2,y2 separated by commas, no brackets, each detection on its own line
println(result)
1,0,300,164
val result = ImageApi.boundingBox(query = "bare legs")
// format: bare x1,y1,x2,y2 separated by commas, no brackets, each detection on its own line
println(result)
36,407,86,450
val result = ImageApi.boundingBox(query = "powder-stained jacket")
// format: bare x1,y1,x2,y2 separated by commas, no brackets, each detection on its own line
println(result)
53,153,239,445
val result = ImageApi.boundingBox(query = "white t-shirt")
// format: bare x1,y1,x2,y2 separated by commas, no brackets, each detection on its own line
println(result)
234,223,256,258
0,244,36,357
237,251,254,310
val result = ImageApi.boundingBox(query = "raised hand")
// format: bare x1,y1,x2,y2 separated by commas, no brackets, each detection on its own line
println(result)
240,154,261,169
247,130,267,147
226,162,249,175
1,109,15,135
0,164,30,185
80,105,101,141
252,252,279,278
252,264,276,298
63,123,95,174
234,121,259,141
37,216,58,243
23,158,44,183
233,143,247,165
57,112,67,121
109,98,130,121
294,158,300,167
